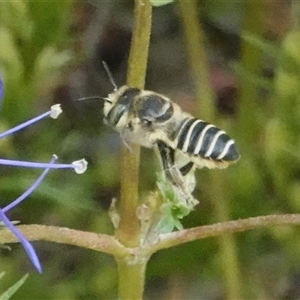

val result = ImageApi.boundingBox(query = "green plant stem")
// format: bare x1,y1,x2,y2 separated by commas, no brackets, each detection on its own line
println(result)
126,0,152,89
117,257,150,300
233,3,265,294
209,170,241,300
115,0,152,248
115,0,152,299
237,1,266,149
178,0,214,121
178,2,241,298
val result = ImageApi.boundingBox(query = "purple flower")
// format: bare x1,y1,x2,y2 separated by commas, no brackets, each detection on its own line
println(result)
0,210,42,273
0,104,62,139
0,156,57,273
0,78,88,272
0,157,87,174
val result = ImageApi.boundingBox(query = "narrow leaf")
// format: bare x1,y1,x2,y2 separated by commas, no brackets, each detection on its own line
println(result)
0,272,5,280
0,274,29,300
150,0,174,7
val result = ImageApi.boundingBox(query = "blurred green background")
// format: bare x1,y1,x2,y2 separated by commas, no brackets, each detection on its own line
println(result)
1,0,300,299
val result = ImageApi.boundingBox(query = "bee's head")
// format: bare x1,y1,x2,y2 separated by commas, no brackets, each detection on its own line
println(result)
103,86,141,130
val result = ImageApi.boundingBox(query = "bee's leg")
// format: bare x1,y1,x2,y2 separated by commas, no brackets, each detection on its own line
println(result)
157,141,185,188
120,130,134,153
122,139,133,153
156,141,198,206
156,141,176,184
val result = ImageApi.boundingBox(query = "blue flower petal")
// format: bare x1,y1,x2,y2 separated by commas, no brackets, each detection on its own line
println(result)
0,111,51,139
0,157,87,173
3,156,57,212
0,104,62,140
0,208,42,273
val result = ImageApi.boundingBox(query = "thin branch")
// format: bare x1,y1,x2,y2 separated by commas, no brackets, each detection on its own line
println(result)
3,215,300,258
151,214,300,252
0,224,128,257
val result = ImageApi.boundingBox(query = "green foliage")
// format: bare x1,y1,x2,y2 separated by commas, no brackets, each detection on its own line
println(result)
150,0,174,7
1,1,300,299
228,15,300,299
0,1,111,297
156,178,192,232
0,273,28,300
0,1,73,123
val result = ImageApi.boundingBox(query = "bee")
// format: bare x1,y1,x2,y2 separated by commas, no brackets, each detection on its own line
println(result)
100,64,240,206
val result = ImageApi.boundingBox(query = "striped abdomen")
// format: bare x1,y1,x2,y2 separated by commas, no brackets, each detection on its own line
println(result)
176,118,239,162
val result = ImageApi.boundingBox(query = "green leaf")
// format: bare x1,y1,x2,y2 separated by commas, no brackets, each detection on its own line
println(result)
150,0,174,7
242,31,279,58
156,174,195,232
0,274,29,300
231,62,273,91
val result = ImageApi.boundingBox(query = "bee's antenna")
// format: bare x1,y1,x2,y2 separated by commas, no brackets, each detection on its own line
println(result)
77,96,112,103
102,61,118,91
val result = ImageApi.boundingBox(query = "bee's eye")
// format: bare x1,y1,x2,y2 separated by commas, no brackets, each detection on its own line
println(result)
143,118,152,127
